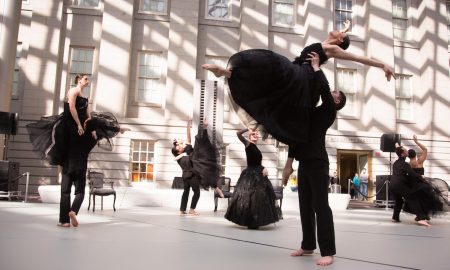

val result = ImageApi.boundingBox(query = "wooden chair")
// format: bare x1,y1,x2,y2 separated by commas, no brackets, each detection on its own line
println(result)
87,171,116,212
214,176,233,212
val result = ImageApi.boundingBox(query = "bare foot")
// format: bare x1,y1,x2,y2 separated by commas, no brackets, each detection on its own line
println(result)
215,187,224,198
290,248,314,257
180,211,187,215
68,211,78,227
201,64,232,78
391,219,401,223
188,209,199,216
316,256,334,266
417,220,431,227
57,223,70,228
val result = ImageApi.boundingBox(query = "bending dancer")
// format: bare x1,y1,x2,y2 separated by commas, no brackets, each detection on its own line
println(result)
203,20,394,145
172,119,224,215
282,52,346,266
225,128,279,229
27,74,129,227
408,134,428,175
390,145,445,226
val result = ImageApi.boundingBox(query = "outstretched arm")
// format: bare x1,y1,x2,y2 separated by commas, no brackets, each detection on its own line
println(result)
413,134,428,164
185,119,192,145
326,45,396,81
236,128,249,146
340,19,351,33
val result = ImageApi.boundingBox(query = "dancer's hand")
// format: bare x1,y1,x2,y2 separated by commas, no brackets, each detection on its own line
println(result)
307,52,320,71
120,127,131,134
413,134,418,143
91,130,97,140
77,124,84,136
282,166,293,186
383,65,396,81
341,19,351,33
262,168,268,177
83,118,91,129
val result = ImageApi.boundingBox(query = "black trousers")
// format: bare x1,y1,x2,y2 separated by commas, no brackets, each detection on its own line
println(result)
59,170,86,223
392,192,428,221
297,162,336,257
180,175,200,211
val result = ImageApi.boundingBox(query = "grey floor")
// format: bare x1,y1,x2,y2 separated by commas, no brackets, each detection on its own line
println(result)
0,201,449,270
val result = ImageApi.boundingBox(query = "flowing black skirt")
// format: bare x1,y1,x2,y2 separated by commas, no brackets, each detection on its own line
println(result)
403,178,448,218
27,112,120,174
227,49,314,145
191,129,220,189
225,166,279,228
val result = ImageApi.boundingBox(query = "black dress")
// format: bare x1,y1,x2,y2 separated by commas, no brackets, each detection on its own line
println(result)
225,143,279,228
402,167,446,218
227,43,328,145
27,96,120,174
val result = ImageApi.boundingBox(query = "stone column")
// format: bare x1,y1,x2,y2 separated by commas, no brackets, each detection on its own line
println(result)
0,0,22,112
165,0,200,120
239,0,269,51
95,0,133,117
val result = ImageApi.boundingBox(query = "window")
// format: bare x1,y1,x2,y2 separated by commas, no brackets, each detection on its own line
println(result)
447,1,450,43
335,0,353,32
336,68,357,116
137,52,163,104
206,0,231,20
72,0,100,8
12,43,22,99
130,140,155,182
392,0,408,40
395,75,412,121
68,48,94,97
219,144,228,176
272,0,295,27
139,0,168,15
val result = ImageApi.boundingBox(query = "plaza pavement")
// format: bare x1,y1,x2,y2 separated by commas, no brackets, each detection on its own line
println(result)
0,200,449,270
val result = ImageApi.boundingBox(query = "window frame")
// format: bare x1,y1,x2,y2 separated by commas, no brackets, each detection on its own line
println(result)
392,0,409,41
71,0,101,9
130,140,156,182
334,0,354,33
336,68,358,117
138,0,168,15
395,74,413,121
11,43,22,100
135,51,165,106
271,0,296,28
67,47,95,99
205,0,232,21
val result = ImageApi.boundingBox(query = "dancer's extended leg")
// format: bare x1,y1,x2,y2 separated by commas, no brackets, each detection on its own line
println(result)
201,64,232,78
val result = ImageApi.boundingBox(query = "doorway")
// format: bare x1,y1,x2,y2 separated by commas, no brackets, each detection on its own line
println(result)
337,150,372,198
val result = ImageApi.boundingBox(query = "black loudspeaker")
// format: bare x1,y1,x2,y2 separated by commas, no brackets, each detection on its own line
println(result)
380,133,401,152
0,111,19,135
0,161,20,192
375,175,394,201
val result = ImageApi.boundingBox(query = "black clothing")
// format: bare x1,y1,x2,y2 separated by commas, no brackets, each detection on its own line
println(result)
175,129,220,211
288,70,335,163
288,69,336,257
227,43,328,145
27,96,121,224
391,157,444,221
225,143,279,228
412,167,425,176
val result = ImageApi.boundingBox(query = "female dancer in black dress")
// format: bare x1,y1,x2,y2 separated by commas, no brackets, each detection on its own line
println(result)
172,119,224,215
408,134,428,175
392,144,447,226
225,128,279,229
202,20,395,145
27,74,128,227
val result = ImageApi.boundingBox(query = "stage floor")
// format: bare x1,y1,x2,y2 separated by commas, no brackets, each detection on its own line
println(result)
0,201,449,270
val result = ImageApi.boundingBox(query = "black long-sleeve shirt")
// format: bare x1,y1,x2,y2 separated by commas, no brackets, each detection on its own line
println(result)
288,70,336,164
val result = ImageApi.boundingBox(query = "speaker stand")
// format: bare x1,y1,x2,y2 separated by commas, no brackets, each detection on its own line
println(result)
2,134,9,160
385,152,392,210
